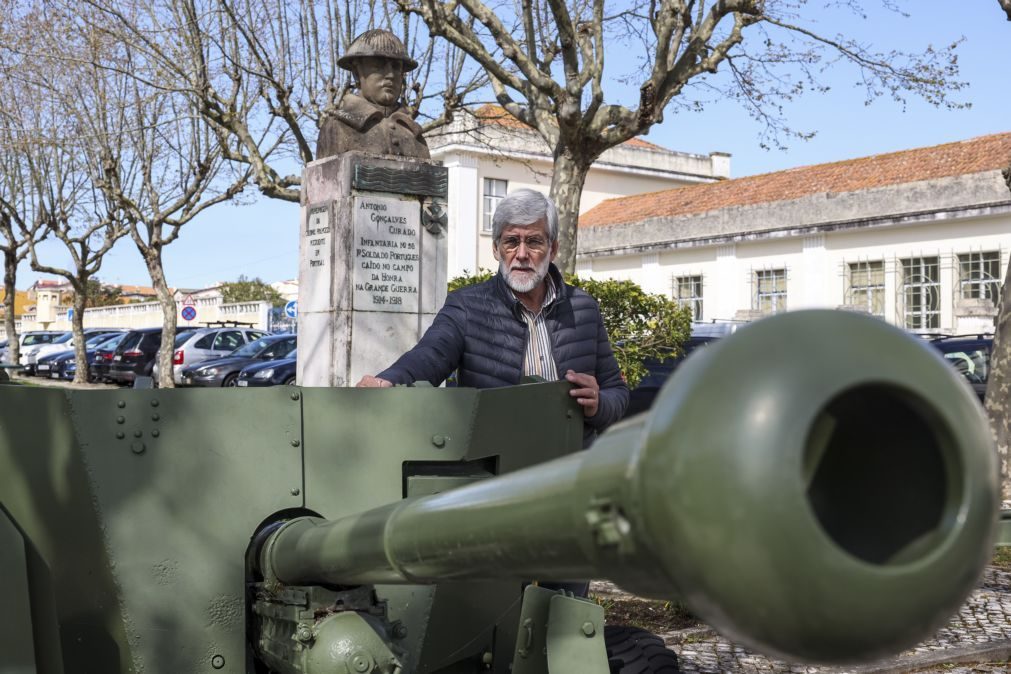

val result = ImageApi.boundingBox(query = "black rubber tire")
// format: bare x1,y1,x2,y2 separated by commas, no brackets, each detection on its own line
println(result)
283,376,296,386
605,625,680,674
222,373,239,387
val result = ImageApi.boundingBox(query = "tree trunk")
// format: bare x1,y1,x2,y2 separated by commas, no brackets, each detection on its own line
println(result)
71,289,88,384
144,250,178,389
985,165,1011,503
550,149,594,275
3,249,18,366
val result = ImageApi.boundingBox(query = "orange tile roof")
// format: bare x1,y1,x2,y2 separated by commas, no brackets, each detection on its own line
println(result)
472,104,669,152
117,284,156,295
0,290,30,316
580,132,1011,228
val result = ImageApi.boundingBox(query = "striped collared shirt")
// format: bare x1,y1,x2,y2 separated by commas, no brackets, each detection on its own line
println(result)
519,276,559,381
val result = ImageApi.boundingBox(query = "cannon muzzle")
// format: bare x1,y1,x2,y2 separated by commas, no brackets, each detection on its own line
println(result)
259,310,997,664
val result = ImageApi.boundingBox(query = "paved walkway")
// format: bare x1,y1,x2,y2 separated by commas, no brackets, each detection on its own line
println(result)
597,567,1011,673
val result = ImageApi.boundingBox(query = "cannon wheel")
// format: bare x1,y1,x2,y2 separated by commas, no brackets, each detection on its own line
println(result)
604,625,680,673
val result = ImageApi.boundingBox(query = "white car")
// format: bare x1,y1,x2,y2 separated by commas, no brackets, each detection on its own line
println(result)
2,331,62,362
19,332,71,374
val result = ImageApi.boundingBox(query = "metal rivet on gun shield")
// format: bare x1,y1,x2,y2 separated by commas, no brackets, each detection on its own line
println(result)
211,655,225,669
134,430,143,438
116,416,125,424
290,392,300,401
117,400,126,408
431,435,446,448
150,400,159,407
116,431,125,440
151,413,160,421
151,429,160,438
290,488,300,496
131,442,146,455
581,621,595,637
350,653,371,673
291,439,300,447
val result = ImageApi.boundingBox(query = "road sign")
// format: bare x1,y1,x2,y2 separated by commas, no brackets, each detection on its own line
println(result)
182,294,195,307
284,300,297,319
181,306,197,322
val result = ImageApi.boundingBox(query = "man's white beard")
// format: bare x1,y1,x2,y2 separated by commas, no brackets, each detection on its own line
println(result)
501,256,550,294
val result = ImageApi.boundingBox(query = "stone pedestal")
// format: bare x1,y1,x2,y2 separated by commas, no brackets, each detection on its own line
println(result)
297,152,448,386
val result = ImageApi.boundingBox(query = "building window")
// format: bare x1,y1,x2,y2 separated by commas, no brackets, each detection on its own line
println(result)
755,269,787,314
957,251,1001,306
847,261,885,316
673,275,703,320
483,178,508,232
900,256,940,330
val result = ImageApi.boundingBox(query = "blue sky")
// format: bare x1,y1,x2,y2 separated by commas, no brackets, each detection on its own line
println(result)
18,2,1010,290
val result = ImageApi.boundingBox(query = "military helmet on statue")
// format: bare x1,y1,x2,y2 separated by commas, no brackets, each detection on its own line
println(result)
337,29,419,72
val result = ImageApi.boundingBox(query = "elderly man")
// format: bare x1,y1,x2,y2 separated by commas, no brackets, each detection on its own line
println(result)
358,188,628,444
316,29,429,160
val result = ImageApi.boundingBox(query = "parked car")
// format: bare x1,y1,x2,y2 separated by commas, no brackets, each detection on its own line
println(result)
107,328,197,386
35,349,71,378
20,331,71,375
89,332,131,382
237,348,297,387
181,334,297,387
48,332,127,381
153,326,268,385
927,334,992,402
34,330,125,377
623,321,747,418
1,330,62,363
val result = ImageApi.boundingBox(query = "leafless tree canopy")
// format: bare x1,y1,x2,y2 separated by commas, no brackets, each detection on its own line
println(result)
0,1,256,384
0,3,128,379
396,0,969,271
79,0,483,202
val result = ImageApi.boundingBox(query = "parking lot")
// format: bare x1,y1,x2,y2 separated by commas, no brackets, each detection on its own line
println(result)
2,326,296,388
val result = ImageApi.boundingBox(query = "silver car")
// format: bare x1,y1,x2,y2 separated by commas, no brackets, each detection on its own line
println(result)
154,326,268,385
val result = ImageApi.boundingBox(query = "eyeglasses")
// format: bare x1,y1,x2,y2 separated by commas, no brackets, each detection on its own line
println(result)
499,235,549,254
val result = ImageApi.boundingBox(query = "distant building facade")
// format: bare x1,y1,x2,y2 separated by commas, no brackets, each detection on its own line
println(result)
577,133,1011,335
429,105,731,277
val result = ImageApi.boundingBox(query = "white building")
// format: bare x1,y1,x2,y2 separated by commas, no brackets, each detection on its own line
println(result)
577,132,1011,335
429,105,731,277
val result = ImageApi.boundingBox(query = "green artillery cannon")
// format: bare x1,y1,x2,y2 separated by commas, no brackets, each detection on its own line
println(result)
0,310,998,673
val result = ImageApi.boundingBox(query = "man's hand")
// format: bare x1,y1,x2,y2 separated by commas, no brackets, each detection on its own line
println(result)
356,375,392,388
565,370,599,418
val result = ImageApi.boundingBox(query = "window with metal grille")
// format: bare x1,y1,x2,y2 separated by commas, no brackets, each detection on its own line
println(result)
755,269,787,314
672,275,703,320
957,251,1001,305
482,178,508,232
900,257,940,329
847,261,885,316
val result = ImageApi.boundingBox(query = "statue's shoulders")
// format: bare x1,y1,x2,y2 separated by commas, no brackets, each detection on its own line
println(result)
388,106,425,139
335,94,384,131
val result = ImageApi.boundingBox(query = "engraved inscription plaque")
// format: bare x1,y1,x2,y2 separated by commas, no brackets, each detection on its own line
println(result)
352,194,421,313
301,204,332,313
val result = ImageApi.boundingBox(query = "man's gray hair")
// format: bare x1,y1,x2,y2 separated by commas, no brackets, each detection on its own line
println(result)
491,189,558,243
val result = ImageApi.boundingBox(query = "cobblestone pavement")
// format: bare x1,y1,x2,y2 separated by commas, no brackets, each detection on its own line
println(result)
594,567,1011,673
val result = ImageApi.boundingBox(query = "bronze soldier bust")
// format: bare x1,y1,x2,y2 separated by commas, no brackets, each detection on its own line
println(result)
316,30,430,160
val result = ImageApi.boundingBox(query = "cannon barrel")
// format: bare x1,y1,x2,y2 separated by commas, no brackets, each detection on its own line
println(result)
259,310,997,664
